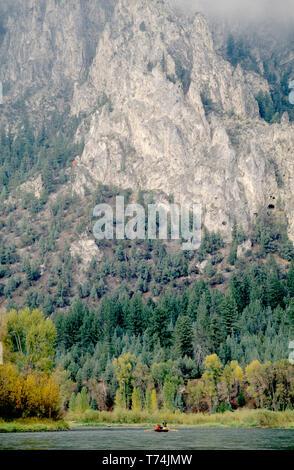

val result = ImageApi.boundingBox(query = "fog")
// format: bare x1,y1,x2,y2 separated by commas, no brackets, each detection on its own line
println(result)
170,0,294,24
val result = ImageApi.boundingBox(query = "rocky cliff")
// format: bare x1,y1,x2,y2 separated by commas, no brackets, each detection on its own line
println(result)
0,0,116,120
71,0,294,240
1,0,294,241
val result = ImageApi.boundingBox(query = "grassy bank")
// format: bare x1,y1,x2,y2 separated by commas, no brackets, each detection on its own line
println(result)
2,409,294,432
0,418,69,433
67,409,294,429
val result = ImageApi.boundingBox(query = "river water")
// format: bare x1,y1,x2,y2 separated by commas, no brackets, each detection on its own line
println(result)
0,427,294,450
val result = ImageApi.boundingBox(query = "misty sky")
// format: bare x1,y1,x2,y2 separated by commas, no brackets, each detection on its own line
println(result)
171,0,294,24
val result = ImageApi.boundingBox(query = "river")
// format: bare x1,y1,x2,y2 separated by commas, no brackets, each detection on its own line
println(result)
0,427,294,450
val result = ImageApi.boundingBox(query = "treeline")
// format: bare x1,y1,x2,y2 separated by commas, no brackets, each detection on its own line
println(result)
75,352,292,413
0,299,293,419
52,252,294,410
187,355,294,413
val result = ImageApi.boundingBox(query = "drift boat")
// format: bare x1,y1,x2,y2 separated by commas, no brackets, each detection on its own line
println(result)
154,426,169,432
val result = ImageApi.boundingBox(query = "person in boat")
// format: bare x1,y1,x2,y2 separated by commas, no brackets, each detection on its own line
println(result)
155,423,162,430
162,421,167,428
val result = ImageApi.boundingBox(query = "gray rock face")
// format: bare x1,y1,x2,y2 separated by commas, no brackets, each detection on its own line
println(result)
70,234,102,267
1,0,294,241
71,0,294,240
0,0,116,118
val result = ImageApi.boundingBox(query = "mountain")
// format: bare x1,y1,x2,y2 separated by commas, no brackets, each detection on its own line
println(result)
1,0,294,242
1,0,294,416
0,0,293,310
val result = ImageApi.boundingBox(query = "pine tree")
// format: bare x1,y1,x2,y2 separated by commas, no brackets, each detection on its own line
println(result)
173,315,194,358
221,294,238,337
41,160,54,193
237,390,246,407
195,292,211,345
287,299,294,337
267,274,285,309
286,262,294,297
186,289,199,321
125,292,147,335
230,273,250,312
228,242,238,265
209,314,222,351
150,306,171,347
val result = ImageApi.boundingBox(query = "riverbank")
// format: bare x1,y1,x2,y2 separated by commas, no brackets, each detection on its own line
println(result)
67,409,294,429
0,418,69,433
1,409,294,432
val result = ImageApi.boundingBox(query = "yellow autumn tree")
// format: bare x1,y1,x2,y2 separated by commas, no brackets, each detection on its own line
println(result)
5,308,56,372
186,380,205,412
113,353,136,409
52,366,75,411
0,364,61,419
115,387,125,409
22,371,61,418
41,376,62,418
202,354,223,413
132,362,151,397
0,363,22,418
245,360,273,409
220,360,244,403
0,312,10,363
131,388,141,411
151,388,158,412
